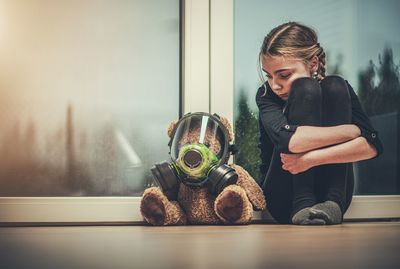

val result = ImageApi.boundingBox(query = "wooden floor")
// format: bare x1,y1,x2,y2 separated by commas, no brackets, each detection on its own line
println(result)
0,222,399,269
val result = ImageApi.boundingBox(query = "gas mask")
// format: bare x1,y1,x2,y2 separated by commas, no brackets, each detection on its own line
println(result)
151,112,239,200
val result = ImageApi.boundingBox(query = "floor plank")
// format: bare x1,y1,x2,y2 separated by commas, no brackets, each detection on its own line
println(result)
1,222,399,269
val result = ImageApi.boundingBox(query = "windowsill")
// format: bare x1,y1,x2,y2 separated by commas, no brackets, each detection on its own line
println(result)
1,195,400,224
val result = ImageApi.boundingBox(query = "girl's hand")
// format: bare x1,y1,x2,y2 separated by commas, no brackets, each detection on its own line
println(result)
280,152,315,175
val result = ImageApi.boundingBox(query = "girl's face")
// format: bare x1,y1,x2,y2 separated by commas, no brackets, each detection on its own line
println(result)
261,55,316,101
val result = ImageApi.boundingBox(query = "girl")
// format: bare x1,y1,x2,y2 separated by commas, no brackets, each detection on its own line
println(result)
256,22,383,225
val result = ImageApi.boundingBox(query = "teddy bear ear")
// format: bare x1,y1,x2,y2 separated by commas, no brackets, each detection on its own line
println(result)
167,120,178,138
219,116,234,142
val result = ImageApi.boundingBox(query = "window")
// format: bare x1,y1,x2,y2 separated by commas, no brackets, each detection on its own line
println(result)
0,0,180,197
0,0,189,223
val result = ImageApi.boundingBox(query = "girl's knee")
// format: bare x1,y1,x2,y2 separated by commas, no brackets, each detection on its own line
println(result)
320,75,351,124
289,77,321,100
321,75,346,87
321,75,350,100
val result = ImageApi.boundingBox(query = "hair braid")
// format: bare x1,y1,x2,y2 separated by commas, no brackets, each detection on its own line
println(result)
316,47,326,80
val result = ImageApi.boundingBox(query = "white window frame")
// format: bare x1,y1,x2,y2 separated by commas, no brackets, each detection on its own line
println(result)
0,0,399,224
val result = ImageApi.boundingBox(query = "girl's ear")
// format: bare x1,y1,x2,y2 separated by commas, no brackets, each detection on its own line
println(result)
309,56,319,73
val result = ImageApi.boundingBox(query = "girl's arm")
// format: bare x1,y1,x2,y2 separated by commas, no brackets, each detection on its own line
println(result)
281,136,378,175
288,124,361,153
288,82,383,156
256,81,382,158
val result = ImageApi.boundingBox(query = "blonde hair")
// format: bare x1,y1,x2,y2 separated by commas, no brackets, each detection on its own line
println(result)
258,22,326,90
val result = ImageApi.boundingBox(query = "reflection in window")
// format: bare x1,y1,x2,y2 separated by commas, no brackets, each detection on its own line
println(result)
0,0,180,196
355,47,400,194
234,0,400,194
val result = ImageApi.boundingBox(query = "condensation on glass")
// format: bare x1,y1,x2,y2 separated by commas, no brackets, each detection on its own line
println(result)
0,0,180,196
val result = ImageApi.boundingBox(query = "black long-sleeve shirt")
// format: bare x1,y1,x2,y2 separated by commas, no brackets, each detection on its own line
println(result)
256,81,384,180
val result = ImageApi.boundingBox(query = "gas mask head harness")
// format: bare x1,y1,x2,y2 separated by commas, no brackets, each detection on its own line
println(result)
151,112,239,200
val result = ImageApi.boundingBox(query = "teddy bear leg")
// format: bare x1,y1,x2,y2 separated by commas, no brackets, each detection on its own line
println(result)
214,185,253,224
140,187,187,226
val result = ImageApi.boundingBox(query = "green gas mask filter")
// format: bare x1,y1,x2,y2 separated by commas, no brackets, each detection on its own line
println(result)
175,144,218,180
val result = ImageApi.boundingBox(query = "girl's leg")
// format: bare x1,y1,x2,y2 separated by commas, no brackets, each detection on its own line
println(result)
343,165,355,212
263,150,294,224
284,78,322,218
312,76,353,223
263,153,326,225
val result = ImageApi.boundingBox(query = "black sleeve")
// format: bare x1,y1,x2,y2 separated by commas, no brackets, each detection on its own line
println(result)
347,82,384,158
256,85,298,153
258,114,273,185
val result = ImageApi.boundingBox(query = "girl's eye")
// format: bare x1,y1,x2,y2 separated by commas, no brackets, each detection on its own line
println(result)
279,73,291,79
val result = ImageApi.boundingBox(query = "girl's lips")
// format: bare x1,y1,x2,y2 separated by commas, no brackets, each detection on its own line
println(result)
279,94,289,98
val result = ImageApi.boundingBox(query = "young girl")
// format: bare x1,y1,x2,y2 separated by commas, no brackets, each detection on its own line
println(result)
256,22,383,225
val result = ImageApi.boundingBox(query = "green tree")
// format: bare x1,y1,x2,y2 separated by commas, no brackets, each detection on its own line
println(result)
358,47,400,116
235,90,261,183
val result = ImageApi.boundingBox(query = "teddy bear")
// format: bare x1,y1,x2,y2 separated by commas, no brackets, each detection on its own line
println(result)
140,112,266,225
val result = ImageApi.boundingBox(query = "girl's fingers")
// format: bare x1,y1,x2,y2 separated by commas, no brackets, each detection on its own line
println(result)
283,164,294,171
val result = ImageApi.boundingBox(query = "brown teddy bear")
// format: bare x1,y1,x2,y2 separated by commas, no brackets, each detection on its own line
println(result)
140,112,266,225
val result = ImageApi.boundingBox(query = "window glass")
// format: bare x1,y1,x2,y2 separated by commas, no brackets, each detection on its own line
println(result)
0,0,180,196
234,0,400,194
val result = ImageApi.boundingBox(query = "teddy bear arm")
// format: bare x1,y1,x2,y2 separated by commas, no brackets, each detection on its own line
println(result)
230,164,266,211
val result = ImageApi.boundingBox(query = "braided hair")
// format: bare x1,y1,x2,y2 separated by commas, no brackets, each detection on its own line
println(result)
259,22,326,85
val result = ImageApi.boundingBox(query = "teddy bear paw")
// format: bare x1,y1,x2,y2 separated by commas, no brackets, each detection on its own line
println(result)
141,190,167,226
215,185,253,224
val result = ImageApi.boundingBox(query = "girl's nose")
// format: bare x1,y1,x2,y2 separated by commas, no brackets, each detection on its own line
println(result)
270,79,282,92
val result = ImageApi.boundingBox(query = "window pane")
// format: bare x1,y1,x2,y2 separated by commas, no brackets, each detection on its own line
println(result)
234,0,400,194
0,0,180,196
